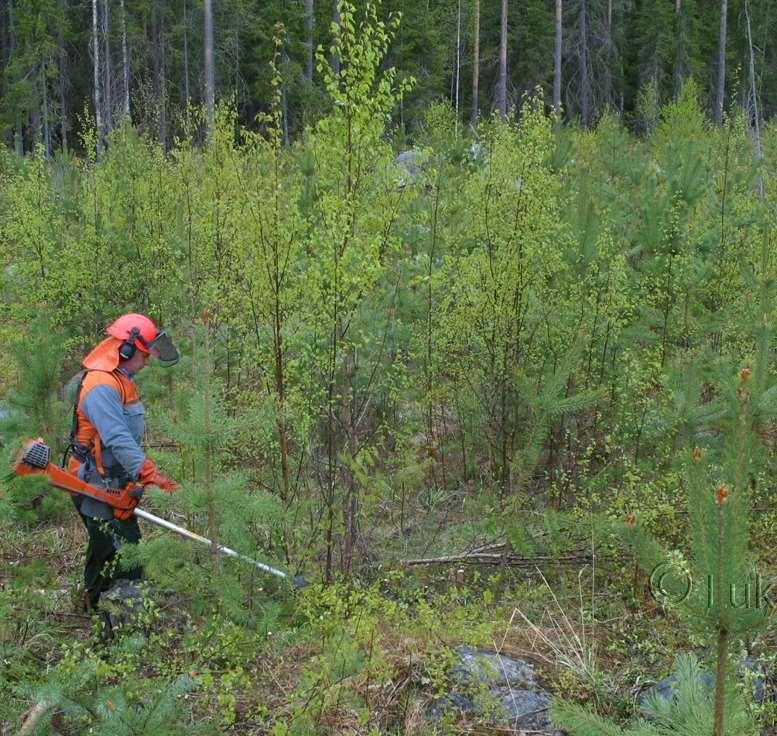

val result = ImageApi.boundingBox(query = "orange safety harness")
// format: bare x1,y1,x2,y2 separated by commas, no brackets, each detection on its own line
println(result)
66,369,140,477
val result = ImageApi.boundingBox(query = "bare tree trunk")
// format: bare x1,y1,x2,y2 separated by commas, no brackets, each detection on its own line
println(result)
604,0,613,108
92,0,103,153
454,0,461,133
58,0,68,152
0,0,7,101
29,57,41,150
675,0,685,93
1,0,12,143
204,0,215,131
745,0,764,199
305,0,314,82
553,0,562,113
103,0,112,133
182,0,190,106
150,3,167,146
497,0,507,118
41,61,51,157
6,0,24,154
159,4,166,148
471,0,479,125
120,0,130,117
579,0,590,126
715,0,727,124
232,24,239,103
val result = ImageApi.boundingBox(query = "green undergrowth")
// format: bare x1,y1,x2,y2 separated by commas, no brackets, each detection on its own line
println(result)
7,512,765,735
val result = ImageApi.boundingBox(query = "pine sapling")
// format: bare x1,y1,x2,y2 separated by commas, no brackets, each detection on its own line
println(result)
554,230,777,734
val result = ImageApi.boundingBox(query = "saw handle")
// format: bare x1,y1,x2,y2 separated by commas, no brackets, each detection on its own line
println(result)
113,485,145,521
13,439,146,517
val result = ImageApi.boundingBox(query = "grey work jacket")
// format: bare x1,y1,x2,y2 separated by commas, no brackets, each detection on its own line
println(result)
76,371,146,520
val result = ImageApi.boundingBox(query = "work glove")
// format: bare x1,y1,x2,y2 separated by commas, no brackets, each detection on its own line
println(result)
138,458,182,494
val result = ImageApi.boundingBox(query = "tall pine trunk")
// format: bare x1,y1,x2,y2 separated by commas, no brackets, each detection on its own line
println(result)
182,0,190,107
152,3,167,147
204,0,215,130
497,0,507,117
159,4,166,147
0,0,7,104
471,0,479,125
92,0,103,153
305,0,314,82
715,0,727,124
120,0,130,117
41,61,51,157
8,1,22,154
675,0,685,93
29,52,41,150
553,0,562,113
604,0,614,109
579,0,590,126
745,0,764,198
102,0,111,132
454,0,461,129
57,0,68,152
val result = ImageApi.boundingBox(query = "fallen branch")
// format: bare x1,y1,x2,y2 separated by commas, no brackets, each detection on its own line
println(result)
17,699,52,736
400,553,592,567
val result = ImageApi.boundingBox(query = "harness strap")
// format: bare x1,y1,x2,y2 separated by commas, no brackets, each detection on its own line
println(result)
67,369,128,475
62,370,87,469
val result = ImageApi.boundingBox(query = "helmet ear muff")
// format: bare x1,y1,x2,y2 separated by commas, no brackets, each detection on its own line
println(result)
119,327,141,361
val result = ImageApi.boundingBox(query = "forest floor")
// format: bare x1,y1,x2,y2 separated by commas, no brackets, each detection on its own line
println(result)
3,505,777,735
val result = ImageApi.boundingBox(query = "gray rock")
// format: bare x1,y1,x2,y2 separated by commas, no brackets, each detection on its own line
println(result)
394,150,424,187
745,656,772,704
99,579,150,633
639,656,771,715
428,645,562,733
452,646,537,690
395,150,422,174
639,670,715,716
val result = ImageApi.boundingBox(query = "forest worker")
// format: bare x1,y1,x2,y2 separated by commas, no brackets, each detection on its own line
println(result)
67,313,181,610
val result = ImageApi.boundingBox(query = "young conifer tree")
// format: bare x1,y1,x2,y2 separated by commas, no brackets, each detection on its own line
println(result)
141,314,285,623
0,313,71,525
552,230,777,735
17,655,197,736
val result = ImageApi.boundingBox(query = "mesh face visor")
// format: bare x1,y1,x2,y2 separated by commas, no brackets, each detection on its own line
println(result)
146,331,180,367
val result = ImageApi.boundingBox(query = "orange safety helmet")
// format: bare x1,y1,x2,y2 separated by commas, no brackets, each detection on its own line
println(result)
107,313,159,356
106,313,179,366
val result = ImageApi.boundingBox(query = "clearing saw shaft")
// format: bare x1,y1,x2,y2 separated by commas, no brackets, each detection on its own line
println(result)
12,438,303,585
132,507,289,580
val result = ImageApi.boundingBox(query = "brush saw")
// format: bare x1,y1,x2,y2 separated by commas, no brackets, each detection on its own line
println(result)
12,438,305,586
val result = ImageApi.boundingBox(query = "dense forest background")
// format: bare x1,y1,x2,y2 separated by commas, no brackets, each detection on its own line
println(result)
3,0,777,153
3,1,777,734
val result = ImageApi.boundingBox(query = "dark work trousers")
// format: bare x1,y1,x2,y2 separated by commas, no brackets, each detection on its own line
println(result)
79,513,143,609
